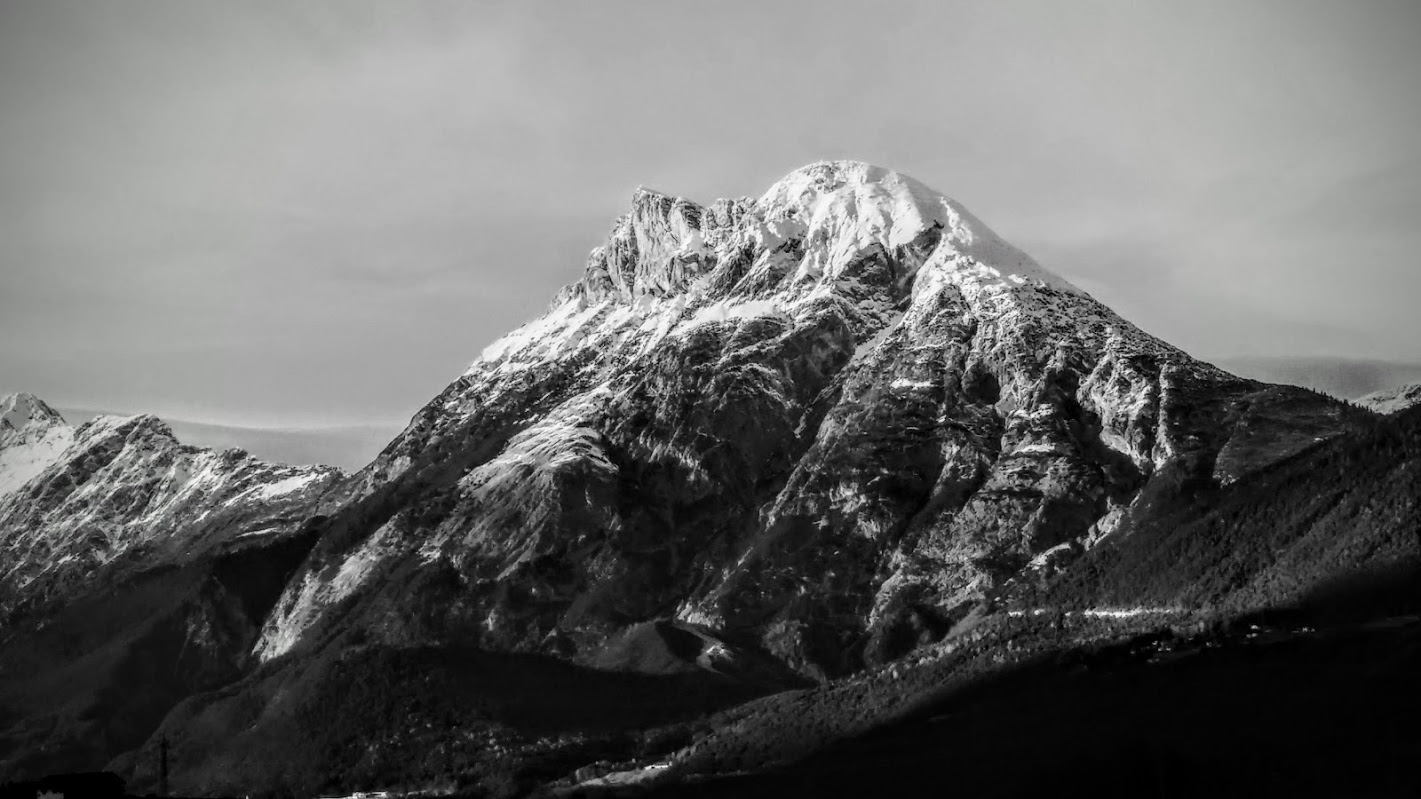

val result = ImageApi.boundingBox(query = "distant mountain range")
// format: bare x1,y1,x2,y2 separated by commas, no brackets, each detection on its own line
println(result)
1,162,1417,796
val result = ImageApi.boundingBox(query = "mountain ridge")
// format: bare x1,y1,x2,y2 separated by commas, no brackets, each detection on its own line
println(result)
247,161,1362,677
0,393,347,623
1357,382,1421,415
0,162,1400,794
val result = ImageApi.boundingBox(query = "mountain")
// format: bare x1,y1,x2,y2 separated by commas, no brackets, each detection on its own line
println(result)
0,162,1406,794
0,393,346,779
1356,382,1421,415
602,403,1421,798
0,393,72,499
0,394,345,623
248,161,1360,676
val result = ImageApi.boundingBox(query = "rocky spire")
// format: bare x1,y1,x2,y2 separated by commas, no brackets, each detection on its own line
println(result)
0,392,68,447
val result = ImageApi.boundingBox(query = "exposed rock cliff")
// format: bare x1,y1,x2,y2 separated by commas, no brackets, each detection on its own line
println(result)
2,162,1389,795
0,394,344,621
254,161,1360,676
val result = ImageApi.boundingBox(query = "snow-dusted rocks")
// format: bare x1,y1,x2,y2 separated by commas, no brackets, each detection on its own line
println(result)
1357,383,1421,415
0,395,344,620
0,392,66,444
0,393,74,499
254,161,1360,676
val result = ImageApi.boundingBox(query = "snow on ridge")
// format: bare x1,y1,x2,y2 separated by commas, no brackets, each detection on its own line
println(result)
470,297,608,374
0,393,76,497
0,392,66,441
1005,607,1182,619
0,425,75,498
1356,383,1421,415
682,298,784,329
758,160,1085,296
463,160,1101,383
247,470,323,501
77,413,146,439
890,378,936,391
1080,607,1179,619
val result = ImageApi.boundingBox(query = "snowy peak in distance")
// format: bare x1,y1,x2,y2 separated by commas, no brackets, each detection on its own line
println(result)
755,161,1082,295
0,392,67,446
471,159,1197,387
1357,383,1421,415
0,393,186,499
0,391,348,619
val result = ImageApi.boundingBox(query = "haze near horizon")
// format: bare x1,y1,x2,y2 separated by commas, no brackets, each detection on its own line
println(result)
3,0,1420,463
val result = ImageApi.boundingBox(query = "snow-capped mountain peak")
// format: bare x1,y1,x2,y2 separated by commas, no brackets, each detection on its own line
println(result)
0,392,67,446
0,393,75,500
756,160,1082,296
553,160,1082,312
278,161,1364,678
0,393,346,621
1356,382,1421,415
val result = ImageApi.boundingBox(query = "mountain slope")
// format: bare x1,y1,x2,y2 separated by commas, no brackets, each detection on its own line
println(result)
596,406,1421,796
1038,403,1421,615
0,393,73,499
0,393,350,780
1357,382,1421,415
253,162,1362,680
0,395,346,622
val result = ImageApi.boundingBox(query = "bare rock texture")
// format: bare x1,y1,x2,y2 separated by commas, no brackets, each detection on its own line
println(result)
0,394,344,621
254,162,1360,676
0,163,1386,794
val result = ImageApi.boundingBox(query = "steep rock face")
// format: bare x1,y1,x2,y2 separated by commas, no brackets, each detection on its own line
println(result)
0,397,345,622
0,526,325,782
1357,383,1421,415
253,162,1361,677
0,393,74,497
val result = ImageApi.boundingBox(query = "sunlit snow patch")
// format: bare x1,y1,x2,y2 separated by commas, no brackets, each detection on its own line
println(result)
0,426,74,497
248,471,322,500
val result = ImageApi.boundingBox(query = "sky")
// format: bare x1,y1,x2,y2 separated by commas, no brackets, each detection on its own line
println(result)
2,0,1420,460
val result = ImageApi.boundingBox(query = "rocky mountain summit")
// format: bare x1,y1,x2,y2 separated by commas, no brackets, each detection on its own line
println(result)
1357,382,1421,415
253,161,1361,677
0,393,73,498
0,393,344,622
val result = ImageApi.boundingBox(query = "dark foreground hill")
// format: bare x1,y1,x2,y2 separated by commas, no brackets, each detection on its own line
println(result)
614,609,1421,799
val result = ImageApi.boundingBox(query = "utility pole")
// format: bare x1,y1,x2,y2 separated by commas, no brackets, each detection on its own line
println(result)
159,734,170,798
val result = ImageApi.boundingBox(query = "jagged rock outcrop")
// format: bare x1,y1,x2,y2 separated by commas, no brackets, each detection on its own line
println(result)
3,161,1391,795
253,161,1361,676
0,394,345,621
